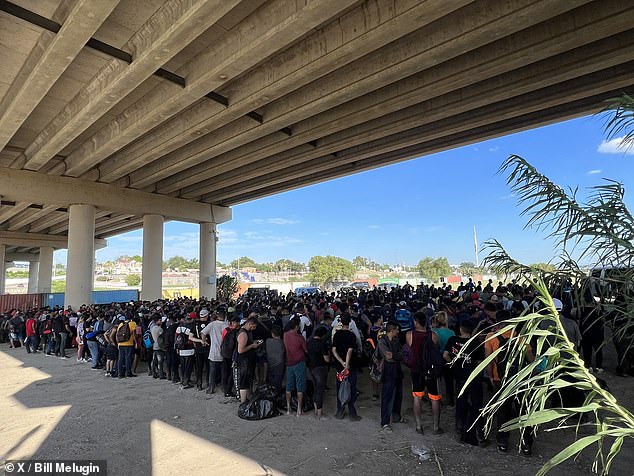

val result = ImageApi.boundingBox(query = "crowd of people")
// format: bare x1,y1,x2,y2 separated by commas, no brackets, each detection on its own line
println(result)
1,278,631,455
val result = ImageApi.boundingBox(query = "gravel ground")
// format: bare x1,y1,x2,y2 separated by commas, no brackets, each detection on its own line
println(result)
1,344,632,476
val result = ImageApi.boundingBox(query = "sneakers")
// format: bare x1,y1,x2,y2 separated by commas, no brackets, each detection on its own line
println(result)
432,427,444,436
372,394,379,401
180,384,193,390
349,415,362,422
497,444,508,454
521,445,532,457
334,412,345,420
381,424,393,432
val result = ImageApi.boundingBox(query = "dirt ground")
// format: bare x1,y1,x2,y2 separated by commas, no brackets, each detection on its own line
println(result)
0,344,632,476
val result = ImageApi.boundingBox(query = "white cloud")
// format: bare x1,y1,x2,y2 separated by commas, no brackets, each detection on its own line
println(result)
499,193,516,200
251,217,299,225
586,169,602,175
488,146,499,152
267,218,299,225
368,225,381,229
597,137,634,155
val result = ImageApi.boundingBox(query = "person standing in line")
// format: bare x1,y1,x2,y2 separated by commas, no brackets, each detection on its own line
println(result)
236,317,262,403
201,308,229,394
284,318,308,416
332,314,361,422
266,325,286,394
150,314,167,379
378,321,406,432
116,314,138,379
307,326,331,420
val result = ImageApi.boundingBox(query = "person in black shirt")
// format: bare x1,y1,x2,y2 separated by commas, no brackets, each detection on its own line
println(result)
307,326,331,419
166,316,180,383
444,319,485,445
332,314,361,421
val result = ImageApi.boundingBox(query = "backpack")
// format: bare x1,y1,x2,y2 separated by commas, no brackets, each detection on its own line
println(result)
143,328,154,349
174,327,189,351
116,321,131,343
43,319,53,335
418,331,444,380
369,338,386,383
221,328,238,359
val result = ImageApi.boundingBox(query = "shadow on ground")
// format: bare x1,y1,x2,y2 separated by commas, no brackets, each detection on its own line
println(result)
1,345,633,476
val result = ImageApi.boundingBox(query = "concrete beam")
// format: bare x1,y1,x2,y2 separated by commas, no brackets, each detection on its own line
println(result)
28,210,69,233
7,205,60,231
47,210,111,235
220,79,632,205
0,202,33,223
58,0,358,177
93,0,471,182
158,0,630,196
125,0,593,190
199,31,634,200
0,167,231,224
0,0,120,152
5,252,39,262
20,0,241,171
0,230,107,249
95,218,145,237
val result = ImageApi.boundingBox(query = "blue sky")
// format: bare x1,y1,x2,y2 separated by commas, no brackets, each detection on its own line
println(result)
54,114,634,267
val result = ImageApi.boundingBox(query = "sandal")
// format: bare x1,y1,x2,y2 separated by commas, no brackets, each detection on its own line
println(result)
393,416,408,424
416,427,424,434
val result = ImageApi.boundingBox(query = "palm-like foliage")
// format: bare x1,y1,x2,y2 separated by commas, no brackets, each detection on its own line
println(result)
603,93,634,150
459,94,634,474
458,279,634,476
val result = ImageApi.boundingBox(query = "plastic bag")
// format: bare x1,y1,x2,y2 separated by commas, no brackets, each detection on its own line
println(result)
237,384,281,420
338,378,351,405
238,398,280,421
411,444,431,462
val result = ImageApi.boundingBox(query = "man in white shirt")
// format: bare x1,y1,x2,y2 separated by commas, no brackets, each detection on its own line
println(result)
201,308,229,394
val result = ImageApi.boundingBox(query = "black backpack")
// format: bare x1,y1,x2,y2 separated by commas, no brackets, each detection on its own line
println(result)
174,327,190,351
418,330,444,380
221,328,238,359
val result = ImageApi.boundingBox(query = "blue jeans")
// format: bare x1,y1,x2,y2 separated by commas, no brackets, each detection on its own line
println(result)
336,369,358,417
87,340,100,368
47,334,56,354
117,346,134,377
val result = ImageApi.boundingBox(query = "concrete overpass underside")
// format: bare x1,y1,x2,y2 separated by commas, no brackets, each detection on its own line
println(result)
0,0,633,305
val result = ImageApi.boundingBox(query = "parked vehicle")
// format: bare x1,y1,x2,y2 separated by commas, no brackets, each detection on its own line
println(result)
294,286,321,295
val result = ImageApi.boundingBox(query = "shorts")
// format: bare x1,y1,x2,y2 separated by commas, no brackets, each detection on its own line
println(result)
286,362,307,393
239,360,255,390
106,344,118,360
411,372,441,400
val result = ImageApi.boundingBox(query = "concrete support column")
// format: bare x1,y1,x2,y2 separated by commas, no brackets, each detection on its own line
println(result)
199,222,217,299
38,246,54,293
65,204,95,309
28,261,39,294
141,214,164,301
0,244,5,295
